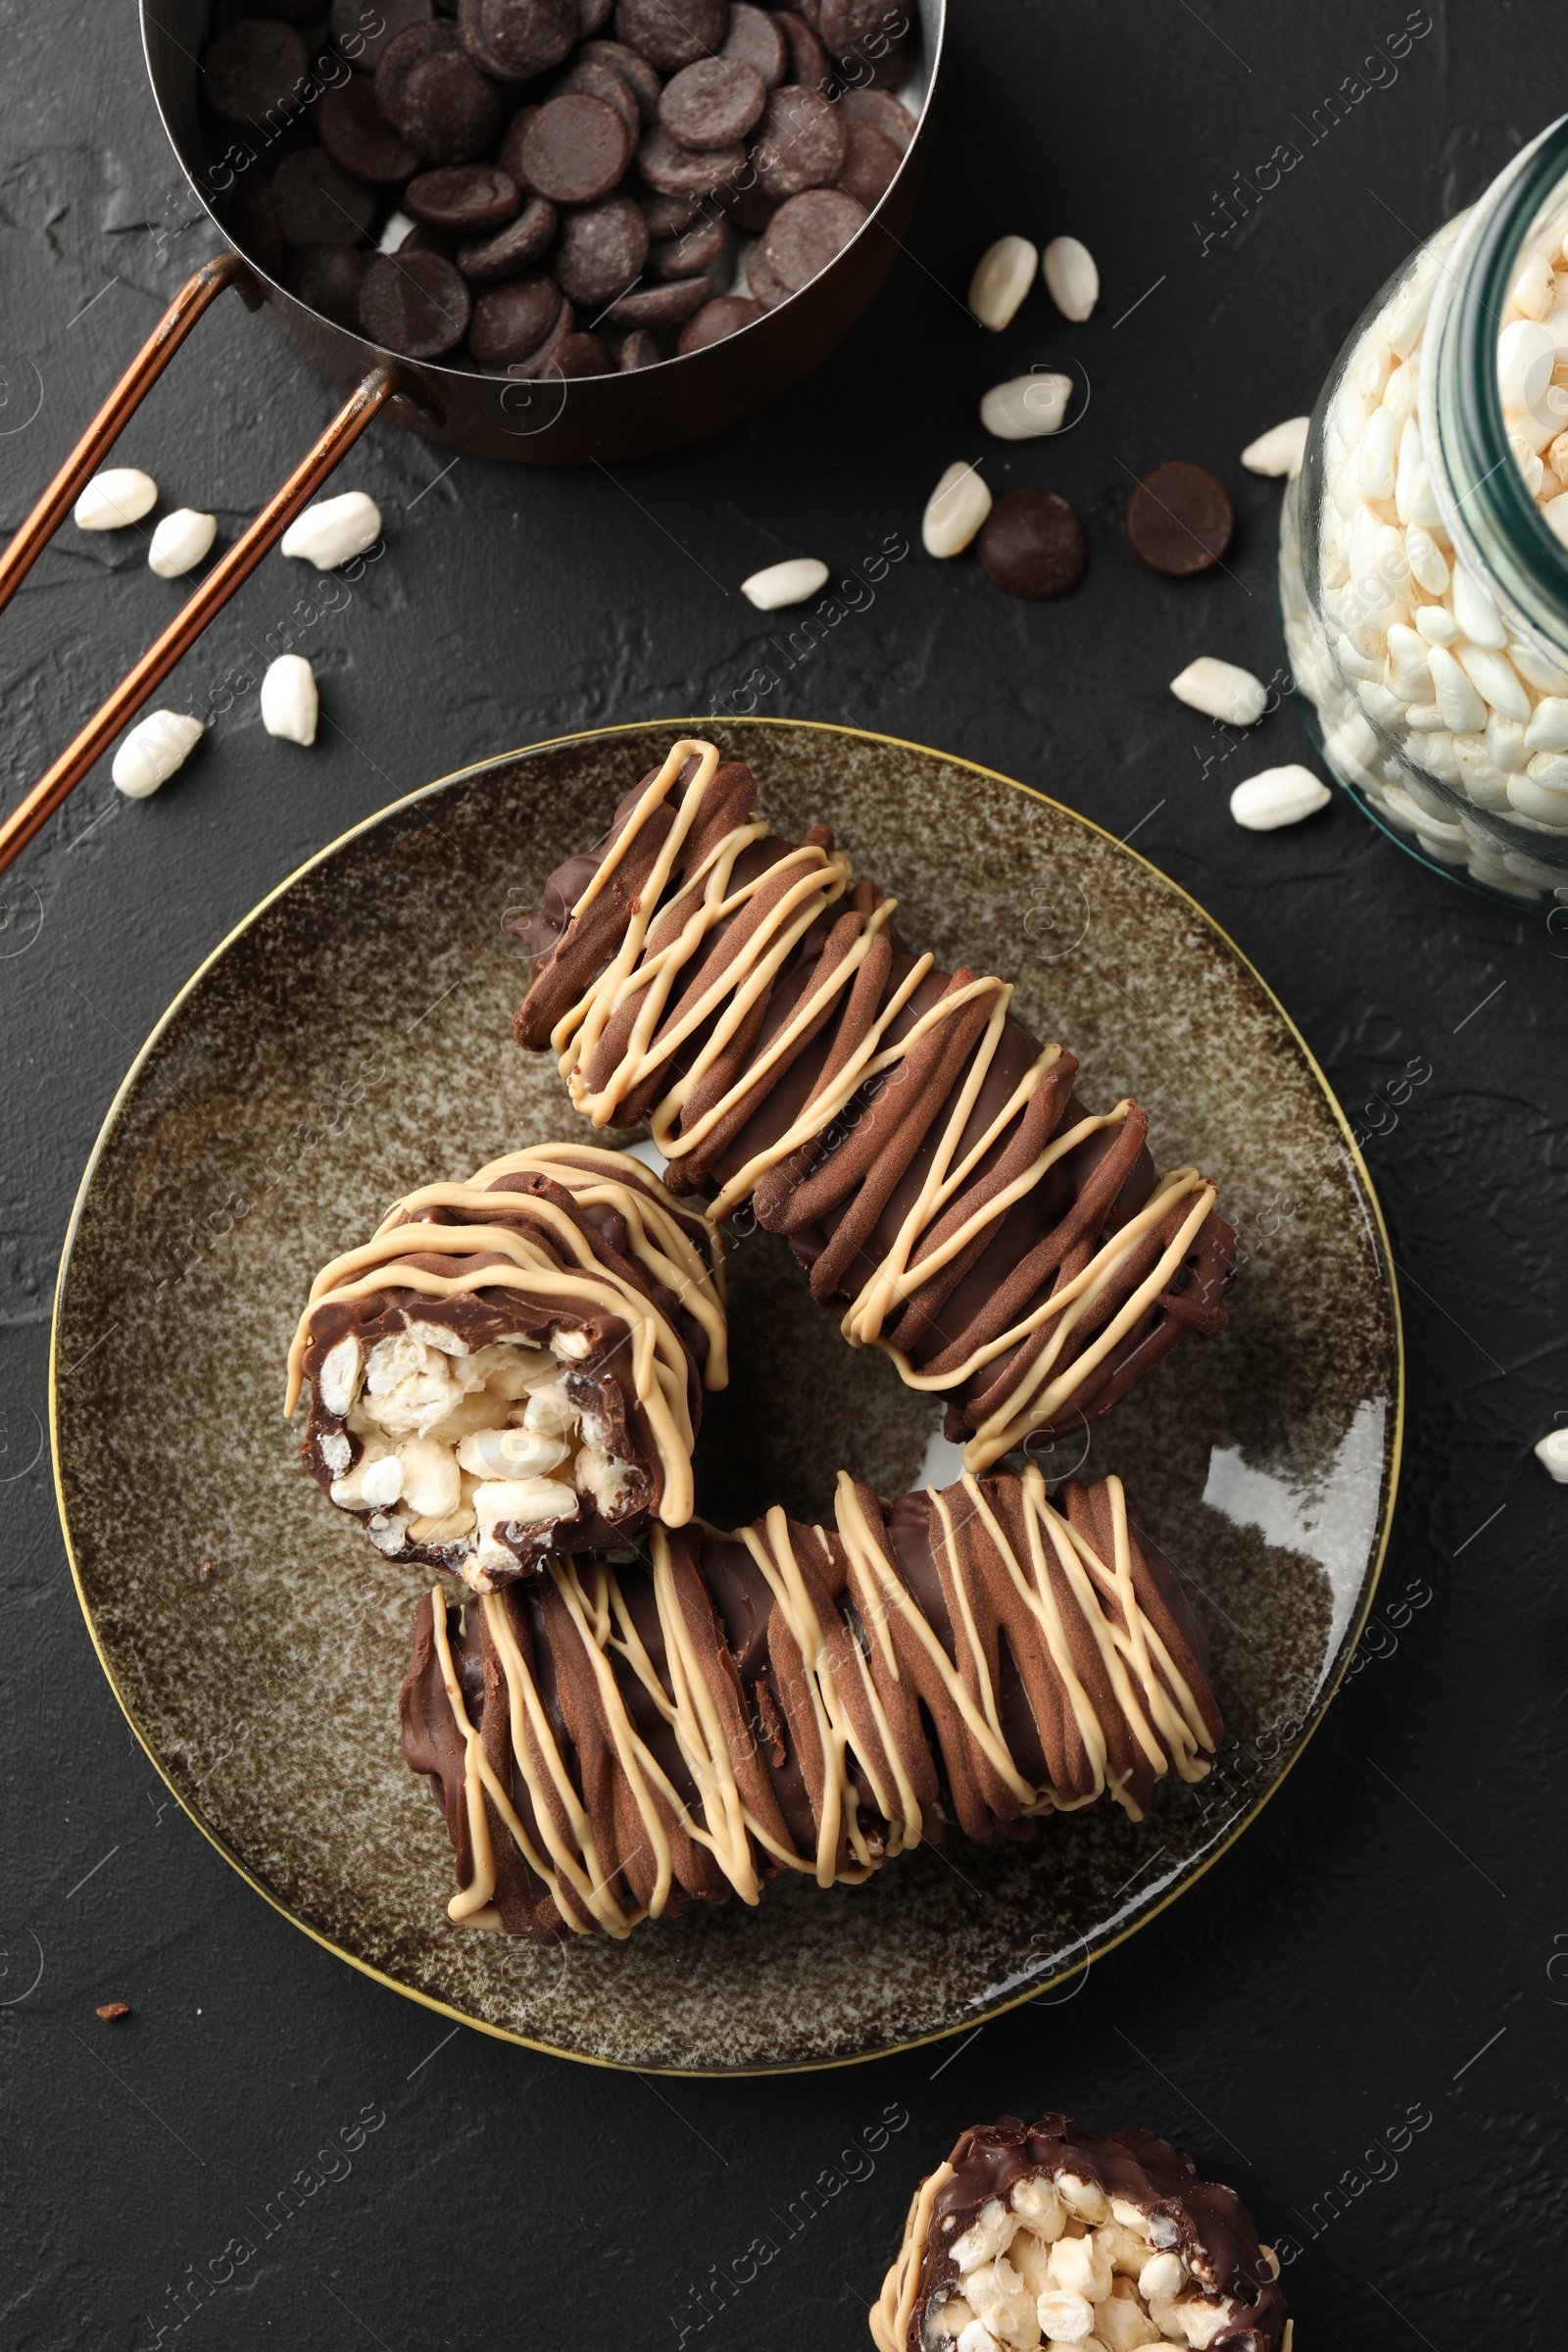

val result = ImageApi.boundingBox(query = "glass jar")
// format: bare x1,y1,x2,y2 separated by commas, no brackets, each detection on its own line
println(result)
1281,116,1568,905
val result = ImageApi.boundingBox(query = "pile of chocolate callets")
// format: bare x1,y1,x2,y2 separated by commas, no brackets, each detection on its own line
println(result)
206,0,919,376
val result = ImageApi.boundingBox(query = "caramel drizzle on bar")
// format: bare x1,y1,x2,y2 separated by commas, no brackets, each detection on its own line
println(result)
428,1467,1217,1939
284,1145,725,1530
542,739,1217,1472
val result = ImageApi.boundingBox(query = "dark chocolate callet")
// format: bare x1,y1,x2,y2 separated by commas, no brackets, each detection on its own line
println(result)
359,249,474,356
613,0,729,73
271,150,379,248
317,77,424,184
977,488,1088,600
677,294,763,350
457,194,559,281
1126,460,1236,577
374,22,507,163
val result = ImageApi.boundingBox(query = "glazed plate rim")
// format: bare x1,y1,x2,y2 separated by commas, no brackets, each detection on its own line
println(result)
49,714,1405,2075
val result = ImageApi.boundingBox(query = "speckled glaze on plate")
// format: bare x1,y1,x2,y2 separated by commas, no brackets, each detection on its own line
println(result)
51,719,1401,2075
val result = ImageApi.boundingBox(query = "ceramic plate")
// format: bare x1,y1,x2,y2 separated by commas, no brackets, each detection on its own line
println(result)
52,719,1401,2073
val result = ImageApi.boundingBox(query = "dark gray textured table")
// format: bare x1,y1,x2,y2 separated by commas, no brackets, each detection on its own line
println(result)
4,5,1564,2346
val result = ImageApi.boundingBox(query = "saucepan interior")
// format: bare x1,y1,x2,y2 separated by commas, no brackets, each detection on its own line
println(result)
140,0,945,464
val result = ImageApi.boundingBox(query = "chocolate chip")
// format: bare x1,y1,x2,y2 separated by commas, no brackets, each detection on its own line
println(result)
289,240,372,329
270,150,379,247
553,56,641,137
835,119,899,210
606,273,711,322
505,297,579,372
640,185,703,234
818,0,899,56
317,77,422,182
838,83,912,150
471,270,565,359
772,9,830,91
650,205,728,278
552,327,617,374
360,246,474,354
617,325,668,367
518,91,634,201
659,57,766,148
406,163,522,230
613,0,728,73
637,124,746,195
554,192,650,303
977,489,1088,599
579,38,663,122
744,235,790,307
457,192,558,277
458,0,578,79
678,292,763,350
1125,460,1235,576
722,1,787,86
375,23,506,162
202,20,308,123
331,0,434,71
858,33,910,87
760,184,863,289
752,84,845,201
578,0,615,29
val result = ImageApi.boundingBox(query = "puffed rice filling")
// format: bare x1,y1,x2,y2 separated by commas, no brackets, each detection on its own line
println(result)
923,2179,1266,2352
316,1322,640,1587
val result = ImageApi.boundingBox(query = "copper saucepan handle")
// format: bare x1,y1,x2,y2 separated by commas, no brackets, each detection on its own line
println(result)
0,252,416,877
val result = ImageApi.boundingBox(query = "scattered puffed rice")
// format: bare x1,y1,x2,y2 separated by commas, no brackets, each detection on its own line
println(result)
379,211,416,254
1170,656,1268,725
74,467,158,531
1241,416,1309,478
968,236,1038,331
1535,1429,1568,1482
147,509,218,578
741,556,829,610
280,490,381,570
922,462,992,558
1042,235,1099,322
1230,763,1332,830
112,710,204,799
261,654,319,746
980,371,1073,440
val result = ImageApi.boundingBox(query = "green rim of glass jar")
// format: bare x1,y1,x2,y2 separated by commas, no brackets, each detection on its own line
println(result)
1433,112,1568,652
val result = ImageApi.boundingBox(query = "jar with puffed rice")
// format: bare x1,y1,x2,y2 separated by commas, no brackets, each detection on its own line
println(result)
1280,115,1568,906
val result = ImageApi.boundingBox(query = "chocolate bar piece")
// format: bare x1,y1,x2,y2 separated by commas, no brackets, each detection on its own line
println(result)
286,1144,725,1588
871,2112,1289,2352
512,740,1236,1470
399,1466,1221,1939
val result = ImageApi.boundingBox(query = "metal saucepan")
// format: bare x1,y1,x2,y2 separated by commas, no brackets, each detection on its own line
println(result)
0,0,944,872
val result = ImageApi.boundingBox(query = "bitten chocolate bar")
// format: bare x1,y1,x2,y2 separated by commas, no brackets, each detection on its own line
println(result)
871,2111,1289,2352
287,1144,725,1589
